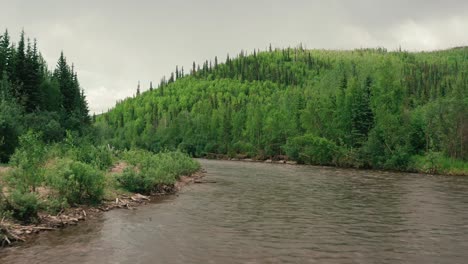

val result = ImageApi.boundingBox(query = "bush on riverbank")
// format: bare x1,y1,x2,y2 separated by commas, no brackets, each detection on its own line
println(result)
8,131,47,192
0,183,10,218
283,134,342,166
6,190,40,223
411,153,468,176
117,150,200,194
0,131,200,223
46,132,115,171
45,159,105,205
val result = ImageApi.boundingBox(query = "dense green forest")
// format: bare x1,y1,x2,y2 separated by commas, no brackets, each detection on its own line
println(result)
0,30,199,227
0,29,90,162
98,45,467,174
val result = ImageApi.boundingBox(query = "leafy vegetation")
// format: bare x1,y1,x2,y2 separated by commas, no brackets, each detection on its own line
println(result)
98,46,467,175
0,29,90,163
6,190,40,223
1,28,466,225
45,159,105,205
0,131,199,222
117,150,200,194
0,29,200,223
283,134,341,166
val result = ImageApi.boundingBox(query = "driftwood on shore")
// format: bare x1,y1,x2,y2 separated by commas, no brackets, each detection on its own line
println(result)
0,192,152,247
194,180,217,184
0,170,205,248
1,217,25,247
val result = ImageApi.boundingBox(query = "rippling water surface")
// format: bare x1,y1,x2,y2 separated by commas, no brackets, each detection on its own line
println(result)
2,159,468,263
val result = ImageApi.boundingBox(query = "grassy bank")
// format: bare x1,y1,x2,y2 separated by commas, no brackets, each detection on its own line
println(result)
0,132,200,246
410,154,468,176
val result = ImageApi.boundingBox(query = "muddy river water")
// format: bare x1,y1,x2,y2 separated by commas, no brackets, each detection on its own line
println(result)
1,159,468,263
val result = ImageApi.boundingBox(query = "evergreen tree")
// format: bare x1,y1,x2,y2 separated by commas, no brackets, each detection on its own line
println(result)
136,81,140,96
0,30,11,76
0,28,91,161
12,30,27,103
23,38,42,112
79,88,91,124
54,52,75,113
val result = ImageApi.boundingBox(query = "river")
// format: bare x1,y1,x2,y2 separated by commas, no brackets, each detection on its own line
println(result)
1,159,468,263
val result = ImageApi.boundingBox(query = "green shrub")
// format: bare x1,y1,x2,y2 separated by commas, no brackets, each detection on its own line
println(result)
23,112,65,143
71,144,114,170
0,185,11,219
7,190,39,223
91,145,114,170
45,159,105,204
9,131,46,191
411,152,468,175
0,99,22,163
117,150,200,194
47,132,114,171
117,166,155,193
383,147,411,171
42,197,69,214
283,134,340,165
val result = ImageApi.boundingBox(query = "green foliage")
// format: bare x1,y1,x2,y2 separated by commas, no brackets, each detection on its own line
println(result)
47,131,114,170
0,29,91,162
117,150,200,194
23,112,65,143
0,183,11,219
411,152,468,176
283,134,341,165
117,167,154,194
45,158,105,205
7,190,39,223
42,197,69,214
8,131,46,191
0,99,22,163
98,46,467,174
68,143,114,171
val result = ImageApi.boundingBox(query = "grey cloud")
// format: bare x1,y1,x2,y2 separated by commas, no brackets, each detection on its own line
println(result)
0,0,467,113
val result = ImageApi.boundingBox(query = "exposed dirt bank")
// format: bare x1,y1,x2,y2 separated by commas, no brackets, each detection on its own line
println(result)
0,166,205,248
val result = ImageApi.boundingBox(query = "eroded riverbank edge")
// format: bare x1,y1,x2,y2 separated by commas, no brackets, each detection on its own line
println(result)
0,167,206,248
201,156,467,176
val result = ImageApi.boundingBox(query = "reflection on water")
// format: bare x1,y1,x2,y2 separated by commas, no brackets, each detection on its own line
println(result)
2,159,468,263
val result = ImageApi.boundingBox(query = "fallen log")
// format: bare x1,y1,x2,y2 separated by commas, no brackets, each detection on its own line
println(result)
31,226,56,231
1,224,26,247
194,180,217,184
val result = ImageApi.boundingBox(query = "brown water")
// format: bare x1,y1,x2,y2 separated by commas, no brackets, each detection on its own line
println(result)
2,159,468,264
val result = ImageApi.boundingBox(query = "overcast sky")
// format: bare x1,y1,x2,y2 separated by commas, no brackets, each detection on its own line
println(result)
1,0,467,113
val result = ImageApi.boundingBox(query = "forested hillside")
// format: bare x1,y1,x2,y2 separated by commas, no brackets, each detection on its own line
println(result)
0,30,90,162
0,29,200,227
98,46,467,174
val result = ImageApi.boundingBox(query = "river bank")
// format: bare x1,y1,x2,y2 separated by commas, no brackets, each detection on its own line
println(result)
0,165,205,248
203,154,468,176
3,159,468,263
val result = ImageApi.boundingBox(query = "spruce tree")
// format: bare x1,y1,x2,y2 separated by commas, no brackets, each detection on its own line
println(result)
54,52,79,115
136,81,140,96
23,38,42,112
12,30,27,103
79,88,91,124
0,30,11,76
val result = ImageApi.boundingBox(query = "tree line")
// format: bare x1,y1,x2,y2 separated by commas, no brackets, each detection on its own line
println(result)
98,45,467,174
0,29,90,162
